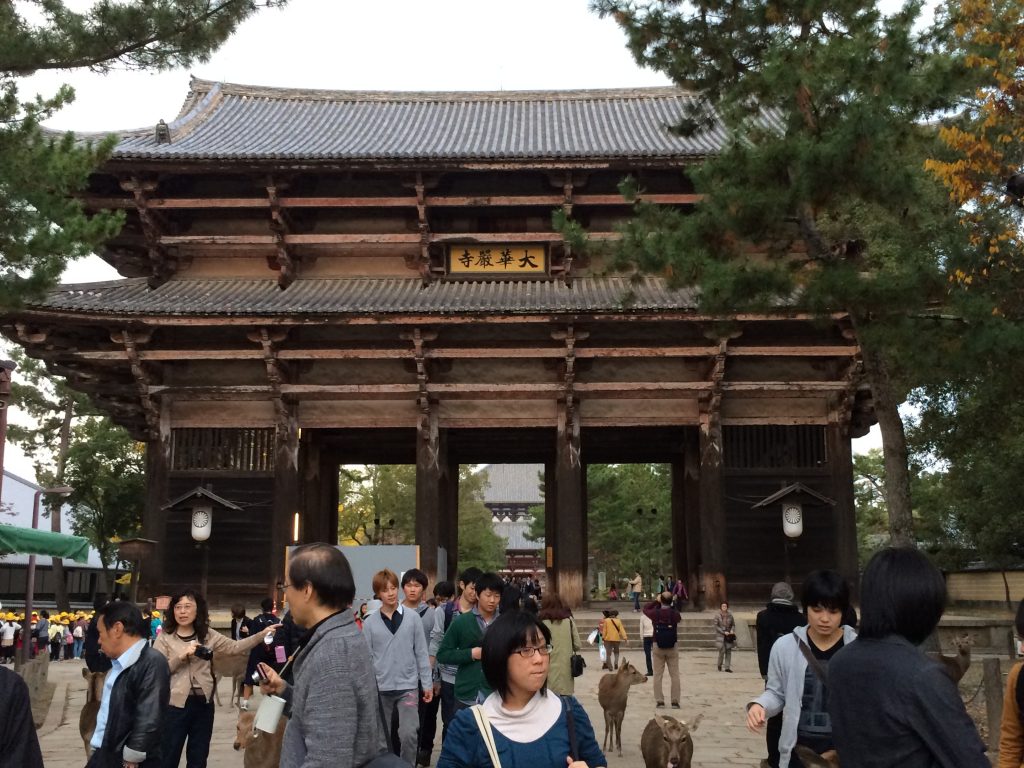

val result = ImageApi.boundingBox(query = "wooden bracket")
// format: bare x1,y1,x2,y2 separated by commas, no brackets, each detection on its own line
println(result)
15,323,49,344
415,172,433,285
113,329,161,438
699,339,728,468
267,177,299,289
555,325,583,467
248,327,291,424
121,177,177,289
830,352,865,436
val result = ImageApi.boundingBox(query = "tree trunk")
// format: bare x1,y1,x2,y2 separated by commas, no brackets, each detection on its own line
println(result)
858,336,916,547
50,397,74,611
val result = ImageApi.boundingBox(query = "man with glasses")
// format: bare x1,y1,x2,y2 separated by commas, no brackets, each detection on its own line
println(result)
258,544,390,767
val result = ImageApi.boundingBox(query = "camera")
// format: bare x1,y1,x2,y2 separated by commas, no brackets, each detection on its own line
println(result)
194,645,213,661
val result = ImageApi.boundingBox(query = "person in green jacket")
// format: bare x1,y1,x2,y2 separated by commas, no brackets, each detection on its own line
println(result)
436,571,503,710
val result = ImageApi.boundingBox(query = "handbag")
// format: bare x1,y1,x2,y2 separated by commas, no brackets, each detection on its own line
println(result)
569,617,586,678
471,705,502,768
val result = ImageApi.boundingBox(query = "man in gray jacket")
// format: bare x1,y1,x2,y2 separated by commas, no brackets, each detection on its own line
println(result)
364,568,433,765
259,544,389,768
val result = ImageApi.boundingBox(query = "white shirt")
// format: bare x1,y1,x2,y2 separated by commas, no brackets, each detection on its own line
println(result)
91,639,148,751
1,621,20,641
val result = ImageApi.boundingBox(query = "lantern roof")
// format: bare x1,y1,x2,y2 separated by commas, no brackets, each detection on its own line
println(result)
751,482,835,509
163,486,242,511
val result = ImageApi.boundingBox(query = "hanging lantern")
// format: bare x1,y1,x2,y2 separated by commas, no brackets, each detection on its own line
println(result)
782,503,803,539
191,503,213,542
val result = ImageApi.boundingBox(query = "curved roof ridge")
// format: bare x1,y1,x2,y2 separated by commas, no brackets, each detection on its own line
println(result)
187,76,694,103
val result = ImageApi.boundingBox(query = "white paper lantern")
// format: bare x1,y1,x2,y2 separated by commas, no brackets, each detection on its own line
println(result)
782,503,803,539
191,504,213,542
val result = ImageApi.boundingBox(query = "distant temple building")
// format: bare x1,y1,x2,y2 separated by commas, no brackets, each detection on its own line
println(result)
481,464,544,578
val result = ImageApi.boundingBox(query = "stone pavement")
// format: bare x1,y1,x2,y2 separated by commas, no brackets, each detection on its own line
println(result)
37,647,766,768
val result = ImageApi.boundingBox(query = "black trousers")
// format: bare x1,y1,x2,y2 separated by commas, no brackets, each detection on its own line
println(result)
161,694,215,768
643,637,654,675
439,680,457,744
418,685,441,757
766,711,783,767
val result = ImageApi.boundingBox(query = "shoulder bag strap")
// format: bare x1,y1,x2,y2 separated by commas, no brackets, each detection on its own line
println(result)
472,705,502,768
796,637,829,685
563,696,578,761
569,618,581,652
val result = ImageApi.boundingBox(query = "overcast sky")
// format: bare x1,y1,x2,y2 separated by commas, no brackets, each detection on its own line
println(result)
4,0,880,481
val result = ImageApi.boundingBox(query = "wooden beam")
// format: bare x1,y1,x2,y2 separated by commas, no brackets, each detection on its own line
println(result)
158,232,620,246
83,192,702,210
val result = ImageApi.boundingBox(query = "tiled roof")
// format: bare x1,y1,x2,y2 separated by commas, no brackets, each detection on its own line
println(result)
33,276,701,317
492,519,543,551
481,464,545,505
100,79,738,162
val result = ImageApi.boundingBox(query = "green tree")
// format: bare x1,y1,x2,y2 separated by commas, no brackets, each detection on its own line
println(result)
853,449,890,564
456,468,506,573
62,416,146,596
0,0,286,306
6,347,97,609
527,463,672,590
584,0,973,547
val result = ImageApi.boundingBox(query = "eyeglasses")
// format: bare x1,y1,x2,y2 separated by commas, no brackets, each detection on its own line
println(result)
512,644,552,658
277,582,293,591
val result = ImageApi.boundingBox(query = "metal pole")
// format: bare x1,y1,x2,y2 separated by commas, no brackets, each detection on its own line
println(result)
21,489,42,665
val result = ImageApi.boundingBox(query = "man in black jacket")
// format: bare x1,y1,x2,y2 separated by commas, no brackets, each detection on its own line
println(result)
87,601,170,768
754,582,806,768
0,665,43,767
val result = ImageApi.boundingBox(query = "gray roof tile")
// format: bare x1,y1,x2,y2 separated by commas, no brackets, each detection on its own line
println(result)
481,464,545,505
34,277,701,317
103,80,733,162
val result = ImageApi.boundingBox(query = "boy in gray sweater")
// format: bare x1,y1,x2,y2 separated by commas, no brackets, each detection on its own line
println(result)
364,568,433,765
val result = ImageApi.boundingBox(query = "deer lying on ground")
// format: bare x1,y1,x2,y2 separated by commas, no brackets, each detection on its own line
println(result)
233,706,288,768
79,668,106,758
793,745,840,767
927,632,973,683
212,651,250,708
597,660,648,757
640,713,703,768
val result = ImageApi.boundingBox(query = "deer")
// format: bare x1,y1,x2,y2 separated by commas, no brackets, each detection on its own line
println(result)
79,668,106,758
793,745,840,767
927,632,973,683
640,713,703,768
597,660,647,757
212,651,251,708
234,706,288,768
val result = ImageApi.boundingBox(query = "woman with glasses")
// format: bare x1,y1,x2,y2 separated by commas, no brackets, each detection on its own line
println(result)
154,589,272,768
438,610,605,768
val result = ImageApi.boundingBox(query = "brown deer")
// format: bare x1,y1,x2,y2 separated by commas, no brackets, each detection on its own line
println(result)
79,668,106,757
927,632,973,683
234,706,288,768
597,660,647,757
640,713,703,768
212,651,250,708
793,745,840,767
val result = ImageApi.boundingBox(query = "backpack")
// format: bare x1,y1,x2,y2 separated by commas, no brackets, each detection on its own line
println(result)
73,625,83,639
444,600,458,631
652,608,677,649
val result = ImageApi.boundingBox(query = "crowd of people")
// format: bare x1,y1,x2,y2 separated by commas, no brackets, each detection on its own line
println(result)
5,546,1024,767
0,608,95,663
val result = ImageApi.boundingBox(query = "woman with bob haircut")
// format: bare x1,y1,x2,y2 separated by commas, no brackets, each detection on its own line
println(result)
828,547,988,767
437,610,605,768
154,589,271,768
537,592,582,696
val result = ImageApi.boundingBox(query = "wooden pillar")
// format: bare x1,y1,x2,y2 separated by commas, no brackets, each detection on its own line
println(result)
683,429,703,608
670,455,690,606
415,410,444,586
828,421,859,594
554,402,585,607
698,413,728,608
299,429,321,543
271,404,299,596
442,457,459,581
544,460,557,593
324,456,340,546
140,399,170,601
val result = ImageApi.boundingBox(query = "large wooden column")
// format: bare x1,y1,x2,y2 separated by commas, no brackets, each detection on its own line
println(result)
415,409,445,587
271,404,299,596
544,460,557,590
670,454,692,607
698,411,728,608
554,401,585,607
441,456,459,581
828,421,859,594
140,400,171,601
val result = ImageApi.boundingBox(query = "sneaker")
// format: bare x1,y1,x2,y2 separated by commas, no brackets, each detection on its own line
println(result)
726,668,733,673
656,702,665,708
717,664,722,671
417,750,432,767
671,702,680,709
